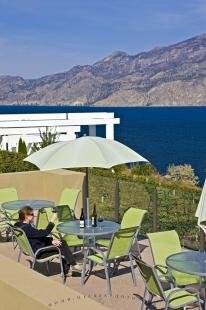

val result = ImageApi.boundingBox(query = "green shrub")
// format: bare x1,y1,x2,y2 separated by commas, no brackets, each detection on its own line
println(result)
131,163,157,176
88,168,201,245
112,164,128,177
18,138,27,157
0,150,37,173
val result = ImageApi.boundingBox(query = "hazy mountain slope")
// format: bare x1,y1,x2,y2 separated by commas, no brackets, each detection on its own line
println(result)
1,33,206,106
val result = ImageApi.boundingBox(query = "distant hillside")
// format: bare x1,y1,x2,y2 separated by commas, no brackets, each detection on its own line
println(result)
1,33,206,106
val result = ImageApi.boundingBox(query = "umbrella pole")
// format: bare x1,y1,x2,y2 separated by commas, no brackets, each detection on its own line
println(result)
86,168,90,227
200,228,205,251
85,168,89,198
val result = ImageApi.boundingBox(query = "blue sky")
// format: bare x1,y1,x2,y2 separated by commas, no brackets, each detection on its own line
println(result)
0,0,206,78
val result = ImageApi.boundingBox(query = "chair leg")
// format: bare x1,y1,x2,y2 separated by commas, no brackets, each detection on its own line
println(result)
6,226,10,242
81,248,88,286
197,298,202,310
59,256,65,284
88,258,93,274
112,260,120,276
129,253,137,286
46,261,50,275
11,230,15,247
107,262,111,275
145,292,154,310
18,249,22,262
148,293,153,304
12,236,18,250
104,262,112,296
141,287,147,310
136,238,142,258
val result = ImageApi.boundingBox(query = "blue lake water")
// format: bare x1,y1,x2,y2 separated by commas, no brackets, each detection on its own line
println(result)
0,105,205,185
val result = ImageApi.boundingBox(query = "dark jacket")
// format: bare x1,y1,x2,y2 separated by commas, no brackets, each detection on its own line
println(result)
14,221,55,253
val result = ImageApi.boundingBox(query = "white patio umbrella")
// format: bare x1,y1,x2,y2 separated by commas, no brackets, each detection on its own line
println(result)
195,179,206,233
24,136,148,225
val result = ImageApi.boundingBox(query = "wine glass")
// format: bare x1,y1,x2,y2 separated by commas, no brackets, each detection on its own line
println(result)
98,215,104,229
52,206,57,213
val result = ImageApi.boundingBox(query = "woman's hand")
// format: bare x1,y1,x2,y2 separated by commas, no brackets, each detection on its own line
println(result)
52,239,62,247
50,213,58,223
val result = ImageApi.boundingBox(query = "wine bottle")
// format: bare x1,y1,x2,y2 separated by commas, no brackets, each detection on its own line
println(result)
80,208,85,228
91,203,97,227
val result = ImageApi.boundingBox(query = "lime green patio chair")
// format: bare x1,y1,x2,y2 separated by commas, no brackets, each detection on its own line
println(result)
42,187,80,233
36,205,72,235
36,205,69,238
36,208,50,230
97,207,147,257
56,205,84,252
147,230,200,287
81,226,137,296
134,256,201,310
36,205,73,229
58,187,81,215
36,205,84,252
0,187,19,239
39,187,80,231
9,224,65,283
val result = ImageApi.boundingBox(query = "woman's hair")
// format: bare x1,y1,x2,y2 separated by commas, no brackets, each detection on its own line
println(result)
18,206,34,221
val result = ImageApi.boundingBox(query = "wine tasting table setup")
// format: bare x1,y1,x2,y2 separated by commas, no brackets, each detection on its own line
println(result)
57,219,120,282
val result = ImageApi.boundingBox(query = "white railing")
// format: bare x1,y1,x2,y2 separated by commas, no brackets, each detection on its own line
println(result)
0,112,120,151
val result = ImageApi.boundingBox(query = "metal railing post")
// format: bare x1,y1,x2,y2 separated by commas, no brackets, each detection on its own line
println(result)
114,179,120,223
152,187,158,232
199,228,205,251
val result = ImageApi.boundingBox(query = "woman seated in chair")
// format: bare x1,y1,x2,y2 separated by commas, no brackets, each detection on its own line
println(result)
14,206,81,275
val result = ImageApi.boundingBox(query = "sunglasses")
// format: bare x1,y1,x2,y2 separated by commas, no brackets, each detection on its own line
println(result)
28,213,34,216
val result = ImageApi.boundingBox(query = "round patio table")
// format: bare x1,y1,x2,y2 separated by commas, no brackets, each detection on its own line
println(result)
2,199,55,211
167,251,206,309
57,220,120,238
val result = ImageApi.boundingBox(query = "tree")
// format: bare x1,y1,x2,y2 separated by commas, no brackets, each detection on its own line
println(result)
166,164,199,186
31,127,59,152
18,138,27,157
131,163,157,176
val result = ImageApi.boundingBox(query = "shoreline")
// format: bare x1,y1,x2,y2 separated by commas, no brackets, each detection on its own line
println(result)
0,104,206,110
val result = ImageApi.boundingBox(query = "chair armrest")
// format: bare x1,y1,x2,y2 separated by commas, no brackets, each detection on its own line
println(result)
35,245,61,256
0,209,6,216
154,264,169,275
88,246,107,260
71,209,75,218
166,287,199,300
0,209,8,219
4,211,17,221
0,216,7,222
185,287,200,294
6,222,14,228
154,264,175,284
57,232,63,238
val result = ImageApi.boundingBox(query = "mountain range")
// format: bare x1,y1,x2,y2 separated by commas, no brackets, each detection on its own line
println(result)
1,33,206,106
